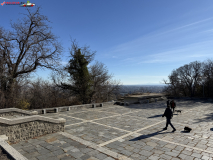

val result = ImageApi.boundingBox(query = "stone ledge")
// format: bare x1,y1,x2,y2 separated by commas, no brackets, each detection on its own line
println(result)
0,115,66,125
32,102,115,114
0,138,28,160
0,108,38,115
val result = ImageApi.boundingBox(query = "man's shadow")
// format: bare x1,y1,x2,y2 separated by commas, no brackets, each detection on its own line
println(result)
148,113,179,119
147,115,162,118
129,129,170,141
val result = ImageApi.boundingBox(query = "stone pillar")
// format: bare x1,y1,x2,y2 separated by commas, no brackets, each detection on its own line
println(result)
54,108,59,113
92,104,96,108
100,103,103,107
67,107,70,111
42,109,46,114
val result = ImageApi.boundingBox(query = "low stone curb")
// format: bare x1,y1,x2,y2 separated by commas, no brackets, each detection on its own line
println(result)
0,108,38,116
59,132,133,160
0,115,66,125
0,137,28,160
32,102,115,114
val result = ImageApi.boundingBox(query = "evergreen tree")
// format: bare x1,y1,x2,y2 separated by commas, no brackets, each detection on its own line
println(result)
60,49,93,104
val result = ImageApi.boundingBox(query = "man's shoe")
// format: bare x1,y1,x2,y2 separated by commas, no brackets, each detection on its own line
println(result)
163,128,167,130
172,129,176,132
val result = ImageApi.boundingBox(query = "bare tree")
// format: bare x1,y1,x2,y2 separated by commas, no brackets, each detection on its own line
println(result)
20,77,78,110
89,61,121,102
177,61,202,97
0,7,62,108
163,61,203,97
201,59,213,97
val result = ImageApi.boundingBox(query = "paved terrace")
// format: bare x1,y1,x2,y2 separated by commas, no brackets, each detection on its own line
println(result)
10,100,213,160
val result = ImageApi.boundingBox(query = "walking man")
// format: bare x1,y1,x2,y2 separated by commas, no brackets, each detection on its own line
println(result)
162,105,176,132
167,99,170,107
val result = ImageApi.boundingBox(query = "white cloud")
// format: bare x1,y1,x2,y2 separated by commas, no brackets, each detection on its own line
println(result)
120,41,213,64
157,17,213,36
107,18,213,59
187,54,213,58
60,61,68,65
128,75,167,78
201,29,213,33
121,57,136,62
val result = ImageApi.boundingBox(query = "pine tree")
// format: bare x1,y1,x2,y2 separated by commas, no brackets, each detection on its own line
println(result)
61,49,93,104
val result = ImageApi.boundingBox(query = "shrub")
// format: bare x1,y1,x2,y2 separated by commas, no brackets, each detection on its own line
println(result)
16,99,30,110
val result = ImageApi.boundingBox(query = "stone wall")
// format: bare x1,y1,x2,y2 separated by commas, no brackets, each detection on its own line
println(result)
156,97,164,101
0,112,30,117
149,98,155,103
139,99,148,104
124,95,167,104
33,102,115,114
0,120,65,143
0,102,115,143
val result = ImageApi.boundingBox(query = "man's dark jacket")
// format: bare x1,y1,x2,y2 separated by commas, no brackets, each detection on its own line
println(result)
167,100,170,107
162,108,173,119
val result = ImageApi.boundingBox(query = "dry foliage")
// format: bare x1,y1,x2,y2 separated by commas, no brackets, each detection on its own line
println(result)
162,60,213,98
0,7,62,108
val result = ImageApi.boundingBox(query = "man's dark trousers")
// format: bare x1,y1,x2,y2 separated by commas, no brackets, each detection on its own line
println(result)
166,117,175,130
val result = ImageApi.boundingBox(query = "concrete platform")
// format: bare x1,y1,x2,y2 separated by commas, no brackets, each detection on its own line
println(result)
10,100,213,160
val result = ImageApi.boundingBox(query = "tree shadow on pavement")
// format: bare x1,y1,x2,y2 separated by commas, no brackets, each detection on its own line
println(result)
193,112,213,124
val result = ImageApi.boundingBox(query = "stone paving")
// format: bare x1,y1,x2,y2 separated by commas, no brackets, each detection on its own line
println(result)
10,100,213,160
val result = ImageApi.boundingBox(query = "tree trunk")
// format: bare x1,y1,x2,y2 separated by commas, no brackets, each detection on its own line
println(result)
4,79,15,108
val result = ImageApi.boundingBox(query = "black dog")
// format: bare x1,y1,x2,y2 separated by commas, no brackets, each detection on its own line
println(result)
184,126,192,132
114,102,120,105
175,110,182,113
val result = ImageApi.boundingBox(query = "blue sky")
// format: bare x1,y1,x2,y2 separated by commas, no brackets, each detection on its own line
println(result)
1,0,213,85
